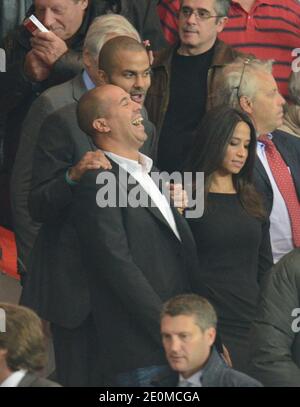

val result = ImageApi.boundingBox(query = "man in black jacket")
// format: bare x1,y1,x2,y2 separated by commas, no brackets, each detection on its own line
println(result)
71,84,200,385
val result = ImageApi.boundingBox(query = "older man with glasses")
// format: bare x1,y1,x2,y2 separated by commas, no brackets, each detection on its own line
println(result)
146,0,245,174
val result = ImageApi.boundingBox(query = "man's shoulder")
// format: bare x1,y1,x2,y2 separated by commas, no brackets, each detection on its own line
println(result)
272,129,300,147
152,45,176,70
220,366,263,387
212,39,247,66
18,372,62,387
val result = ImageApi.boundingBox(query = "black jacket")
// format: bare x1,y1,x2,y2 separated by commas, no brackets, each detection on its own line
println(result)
249,249,300,387
153,347,262,387
70,160,200,375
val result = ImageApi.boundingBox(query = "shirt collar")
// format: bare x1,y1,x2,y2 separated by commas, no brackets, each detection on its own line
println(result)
179,370,202,387
0,370,27,387
82,70,96,91
257,132,273,147
104,151,153,174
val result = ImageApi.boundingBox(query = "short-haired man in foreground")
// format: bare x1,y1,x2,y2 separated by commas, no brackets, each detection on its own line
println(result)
0,303,60,387
155,294,262,387
72,85,200,386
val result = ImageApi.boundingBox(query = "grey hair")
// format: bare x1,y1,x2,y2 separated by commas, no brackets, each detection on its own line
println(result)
214,57,274,110
161,294,217,332
288,71,300,105
83,15,141,61
179,0,231,18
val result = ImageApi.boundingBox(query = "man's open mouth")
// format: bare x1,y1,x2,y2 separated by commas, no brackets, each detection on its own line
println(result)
132,117,144,126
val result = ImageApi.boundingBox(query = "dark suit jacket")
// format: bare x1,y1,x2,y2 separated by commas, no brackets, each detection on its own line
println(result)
20,103,96,328
153,347,262,387
254,130,300,215
70,161,200,375
18,372,61,387
11,74,87,275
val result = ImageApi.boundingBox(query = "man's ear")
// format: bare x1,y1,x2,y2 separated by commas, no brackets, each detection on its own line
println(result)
83,49,91,69
97,69,109,85
239,95,253,115
217,16,228,33
93,118,110,134
206,327,216,347
80,0,89,11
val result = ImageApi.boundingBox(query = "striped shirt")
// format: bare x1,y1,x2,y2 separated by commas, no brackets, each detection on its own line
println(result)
218,0,300,99
157,0,180,44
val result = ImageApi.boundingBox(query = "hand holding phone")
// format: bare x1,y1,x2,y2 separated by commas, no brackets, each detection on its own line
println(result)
24,15,49,35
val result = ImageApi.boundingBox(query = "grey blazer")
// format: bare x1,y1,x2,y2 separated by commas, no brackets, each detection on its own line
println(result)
10,74,87,275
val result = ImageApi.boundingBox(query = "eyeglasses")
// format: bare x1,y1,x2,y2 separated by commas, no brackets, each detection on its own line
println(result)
179,7,225,21
234,58,252,98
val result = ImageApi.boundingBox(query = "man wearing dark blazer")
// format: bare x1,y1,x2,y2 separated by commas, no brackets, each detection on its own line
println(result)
217,58,300,263
67,84,200,386
20,37,158,387
11,17,156,279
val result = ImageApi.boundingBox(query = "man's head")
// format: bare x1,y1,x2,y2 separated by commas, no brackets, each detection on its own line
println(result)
77,85,146,158
288,71,300,106
33,0,89,40
160,294,217,379
0,303,46,383
98,36,151,105
178,0,230,55
216,58,286,135
83,15,141,86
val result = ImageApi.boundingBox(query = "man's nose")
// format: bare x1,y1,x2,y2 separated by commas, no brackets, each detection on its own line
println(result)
131,99,141,111
170,337,181,352
277,93,286,107
186,11,197,24
134,75,146,89
41,9,56,28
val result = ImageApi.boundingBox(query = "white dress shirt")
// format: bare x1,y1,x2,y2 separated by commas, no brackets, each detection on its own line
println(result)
257,137,294,263
0,369,27,387
178,370,202,387
104,152,181,241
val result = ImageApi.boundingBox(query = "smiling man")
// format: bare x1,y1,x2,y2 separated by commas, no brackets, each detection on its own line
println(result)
156,294,262,387
70,84,201,386
146,0,243,173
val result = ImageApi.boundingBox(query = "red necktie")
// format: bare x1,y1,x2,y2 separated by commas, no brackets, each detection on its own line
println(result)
258,134,300,247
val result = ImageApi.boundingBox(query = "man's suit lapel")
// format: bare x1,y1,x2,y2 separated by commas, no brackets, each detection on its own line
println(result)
108,160,184,241
254,154,271,186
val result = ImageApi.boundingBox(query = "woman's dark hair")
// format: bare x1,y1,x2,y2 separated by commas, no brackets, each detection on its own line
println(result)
186,105,266,220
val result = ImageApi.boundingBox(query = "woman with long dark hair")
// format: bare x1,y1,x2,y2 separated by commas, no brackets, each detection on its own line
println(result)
186,105,273,373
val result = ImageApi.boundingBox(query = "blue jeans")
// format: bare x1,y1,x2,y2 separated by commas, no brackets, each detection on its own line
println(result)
113,364,170,387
